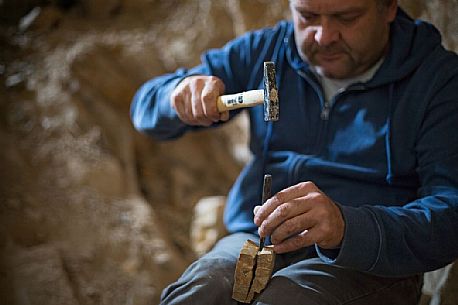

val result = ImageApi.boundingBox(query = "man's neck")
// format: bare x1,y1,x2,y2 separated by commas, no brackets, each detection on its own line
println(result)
312,56,385,103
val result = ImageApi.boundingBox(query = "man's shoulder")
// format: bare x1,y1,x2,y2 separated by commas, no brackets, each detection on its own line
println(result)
240,20,292,40
381,10,457,85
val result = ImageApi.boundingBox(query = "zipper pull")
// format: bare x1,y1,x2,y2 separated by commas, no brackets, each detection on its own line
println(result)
321,103,330,120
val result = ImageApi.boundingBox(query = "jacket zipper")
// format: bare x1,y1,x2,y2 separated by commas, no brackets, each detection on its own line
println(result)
297,70,369,153
297,70,329,153
321,88,346,120
297,70,327,119
321,101,331,120
298,70,368,120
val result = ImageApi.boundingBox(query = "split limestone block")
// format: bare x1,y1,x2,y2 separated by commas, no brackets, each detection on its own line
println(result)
246,245,276,302
232,240,276,303
232,239,259,302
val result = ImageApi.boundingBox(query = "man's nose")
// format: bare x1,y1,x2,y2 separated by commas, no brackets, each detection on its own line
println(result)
314,19,340,46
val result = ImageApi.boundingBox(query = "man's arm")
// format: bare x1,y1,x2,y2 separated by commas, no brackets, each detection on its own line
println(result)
343,71,458,276
255,72,458,277
130,22,287,139
130,69,189,140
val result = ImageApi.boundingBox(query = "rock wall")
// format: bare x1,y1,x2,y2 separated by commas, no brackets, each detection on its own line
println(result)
0,1,456,305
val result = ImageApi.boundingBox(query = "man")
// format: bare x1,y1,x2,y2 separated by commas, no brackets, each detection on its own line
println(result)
131,0,458,304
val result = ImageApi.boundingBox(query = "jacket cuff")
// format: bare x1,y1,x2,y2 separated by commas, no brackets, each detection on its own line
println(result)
315,246,340,263
156,77,183,118
317,205,382,272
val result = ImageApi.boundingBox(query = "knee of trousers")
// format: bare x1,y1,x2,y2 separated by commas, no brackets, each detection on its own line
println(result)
254,276,326,305
161,256,236,303
191,257,235,288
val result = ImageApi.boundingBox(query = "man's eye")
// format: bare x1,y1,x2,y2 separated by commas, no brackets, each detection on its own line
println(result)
298,12,318,21
337,14,360,23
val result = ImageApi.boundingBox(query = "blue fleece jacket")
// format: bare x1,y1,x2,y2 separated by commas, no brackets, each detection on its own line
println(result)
130,9,458,277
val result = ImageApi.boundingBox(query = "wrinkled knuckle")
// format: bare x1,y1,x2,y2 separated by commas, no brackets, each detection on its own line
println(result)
274,192,286,203
187,79,196,88
192,76,203,85
320,222,332,235
276,205,288,218
171,93,182,105
194,112,205,120
208,76,220,84
209,76,223,88
255,212,264,222
300,181,312,188
257,209,267,221
320,224,330,236
259,223,269,236
315,207,328,220
309,191,321,201
208,75,217,81
296,182,308,192
304,181,318,191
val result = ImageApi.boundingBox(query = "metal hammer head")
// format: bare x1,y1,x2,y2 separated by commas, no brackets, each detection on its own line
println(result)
263,62,279,121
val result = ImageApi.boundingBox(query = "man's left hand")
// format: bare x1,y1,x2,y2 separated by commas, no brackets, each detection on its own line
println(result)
253,181,345,253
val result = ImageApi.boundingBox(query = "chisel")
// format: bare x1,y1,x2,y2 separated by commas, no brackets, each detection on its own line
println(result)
259,174,272,250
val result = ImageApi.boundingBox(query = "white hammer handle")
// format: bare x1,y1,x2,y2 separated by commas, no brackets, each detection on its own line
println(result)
216,89,264,112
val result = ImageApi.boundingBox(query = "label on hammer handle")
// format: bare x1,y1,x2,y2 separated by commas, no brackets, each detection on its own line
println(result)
216,89,264,112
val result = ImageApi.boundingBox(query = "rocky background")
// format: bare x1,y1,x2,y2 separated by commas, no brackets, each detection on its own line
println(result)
0,1,457,305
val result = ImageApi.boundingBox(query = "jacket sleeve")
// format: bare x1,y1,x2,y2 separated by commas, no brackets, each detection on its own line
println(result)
317,71,458,277
130,23,285,140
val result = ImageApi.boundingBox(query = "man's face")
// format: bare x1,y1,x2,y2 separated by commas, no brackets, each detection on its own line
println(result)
290,0,397,79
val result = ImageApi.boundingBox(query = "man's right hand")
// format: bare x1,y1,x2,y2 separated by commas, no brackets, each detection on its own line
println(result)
170,75,229,126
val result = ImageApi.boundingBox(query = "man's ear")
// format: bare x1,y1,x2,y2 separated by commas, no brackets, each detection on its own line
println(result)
386,0,398,23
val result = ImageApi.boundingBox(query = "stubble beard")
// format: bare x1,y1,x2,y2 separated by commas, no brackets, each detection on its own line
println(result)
301,42,357,79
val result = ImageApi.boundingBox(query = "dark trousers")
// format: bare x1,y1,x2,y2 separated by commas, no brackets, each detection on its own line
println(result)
161,232,423,305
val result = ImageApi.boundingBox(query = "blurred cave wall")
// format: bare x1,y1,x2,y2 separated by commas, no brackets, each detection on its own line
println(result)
0,1,457,305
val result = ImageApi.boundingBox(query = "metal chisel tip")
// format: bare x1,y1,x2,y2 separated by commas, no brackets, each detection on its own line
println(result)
259,174,272,249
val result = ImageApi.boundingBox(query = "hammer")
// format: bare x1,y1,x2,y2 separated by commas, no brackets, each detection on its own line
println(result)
216,61,279,121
